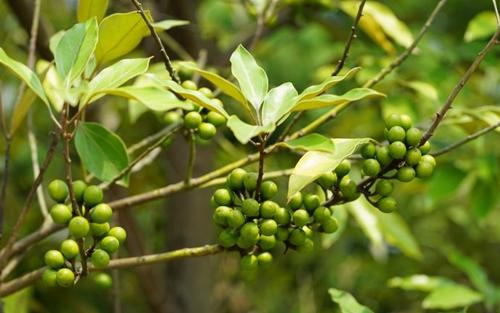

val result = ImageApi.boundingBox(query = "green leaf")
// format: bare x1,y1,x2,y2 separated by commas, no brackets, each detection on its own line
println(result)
464,12,497,42
227,115,275,144
153,19,189,30
297,67,360,101
0,47,48,105
55,18,98,87
95,11,150,66
423,284,483,310
329,288,375,313
3,287,32,313
277,133,335,153
49,31,65,56
293,88,384,111
75,122,129,185
261,82,298,126
376,209,422,259
77,0,109,23
400,80,439,101
230,44,268,111
388,275,452,292
84,58,151,104
348,198,386,257
10,89,37,136
288,138,370,198
38,61,65,112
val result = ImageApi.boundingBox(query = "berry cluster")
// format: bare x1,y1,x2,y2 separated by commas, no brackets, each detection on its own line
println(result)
42,179,126,288
212,169,339,272
163,80,226,141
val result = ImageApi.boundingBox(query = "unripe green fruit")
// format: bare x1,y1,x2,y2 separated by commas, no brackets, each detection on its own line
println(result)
375,180,393,196
405,127,422,147
405,148,422,166
90,203,113,223
361,143,376,159
259,235,276,250
421,155,436,167
260,219,278,236
289,229,306,246
164,111,182,126
317,172,337,189
60,239,79,259
48,179,68,203
69,216,90,239
90,222,110,237
339,176,360,201
243,172,258,191
257,252,273,266
298,238,314,253
363,159,381,177
321,216,339,233
72,180,87,203
313,206,331,223
389,141,407,159
240,222,259,242
303,226,313,238
210,196,218,208
377,197,397,213
228,209,245,229
50,204,73,224
335,160,351,177
198,87,214,98
236,236,255,249
181,80,197,90
213,188,232,206
44,250,65,269
416,161,435,178
213,206,232,226
226,168,247,191
274,207,290,225
108,226,127,244
206,111,226,127
288,192,303,210
198,122,217,140
385,113,401,128
260,200,278,218
397,167,416,182
100,236,120,254
84,185,103,207
260,181,278,200
218,230,237,248
293,209,310,227
241,198,260,217
42,269,58,287
56,268,74,287
93,273,112,289
276,227,289,241
184,111,203,129
91,249,110,268
399,114,413,130
240,255,258,271
387,126,406,142
303,194,320,211
419,141,431,154
376,146,393,166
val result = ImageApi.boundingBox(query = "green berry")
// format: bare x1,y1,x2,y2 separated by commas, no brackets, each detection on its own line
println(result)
50,204,73,224
397,167,416,182
274,207,290,225
84,185,103,207
91,249,110,269
399,114,413,130
361,143,376,159
303,194,320,211
198,87,214,98
213,206,232,226
228,209,245,229
376,146,393,166
416,161,435,178
293,209,310,227
90,203,113,223
421,155,436,167
385,113,401,128
406,128,422,147
240,222,259,242
321,216,339,233
42,269,58,287
72,180,87,203
298,238,314,253
259,235,276,250
289,229,306,246
48,179,68,203
335,160,351,177
387,126,406,142
377,197,397,213
198,122,217,140
184,111,203,129
257,252,273,266
363,159,381,177
226,168,247,191
44,250,65,269
375,180,393,196
68,216,90,239
303,226,313,238
60,239,79,259
389,141,407,159
100,236,120,254
206,111,226,127
288,192,303,210
276,227,289,241
93,273,112,289
419,141,431,154
317,172,337,189
181,80,197,90
236,236,255,249
339,176,360,201
90,222,110,237
213,188,232,206
260,219,278,236
405,148,422,166
260,181,278,200
56,268,74,287
313,206,331,223
163,111,182,125
218,230,237,248
241,198,260,217
108,226,127,244
240,255,258,271
260,200,278,218
243,172,258,192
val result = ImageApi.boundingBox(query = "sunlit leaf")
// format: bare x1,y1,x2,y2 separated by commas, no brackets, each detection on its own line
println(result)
329,288,375,313
297,67,360,101
261,82,298,126
388,275,452,292
49,31,65,56
401,80,439,101
77,0,109,23
293,88,384,111
423,284,483,310
464,12,497,42
277,133,335,153
348,198,387,257
3,287,32,313
227,115,275,144
153,19,189,30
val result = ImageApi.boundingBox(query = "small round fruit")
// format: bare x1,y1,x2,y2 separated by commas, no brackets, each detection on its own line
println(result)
42,269,58,287
385,113,401,128
181,80,197,90
274,207,291,225
90,222,110,237
260,200,278,218
198,87,214,98
184,111,203,129
60,239,79,259
399,114,413,130
50,204,73,224
259,235,276,250
376,146,392,166
236,236,254,249
228,209,245,229
289,229,306,246
44,250,65,269
421,155,436,167
90,203,113,223
397,167,416,182
213,206,232,226
84,185,104,207
313,206,331,223
293,209,310,227
218,230,237,248
298,238,314,253
213,188,232,206
163,111,182,125
240,222,260,242
363,159,381,177
93,273,112,289
243,172,258,192
339,176,360,201
416,161,435,178
303,194,320,211
335,160,351,177
72,180,87,203
241,198,260,217
260,219,278,236
389,141,407,159
91,249,110,269
405,148,422,166
198,122,217,140
108,227,127,244
276,227,289,241
100,236,120,254
257,252,273,266
48,179,68,203
206,111,226,127
288,192,303,210
377,197,397,213
406,127,422,147
260,181,278,200
68,216,90,239
240,255,258,271
387,126,406,142
419,141,431,154
56,268,74,287
321,216,339,233
317,172,337,189
361,143,376,159
375,180,393,196
226,168,247,191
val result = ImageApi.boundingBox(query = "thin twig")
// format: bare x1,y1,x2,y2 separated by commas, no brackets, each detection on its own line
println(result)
255,140,266,201
493,0,500,25
249,0,279,51
185,131,196,184
200,168,293,188
331,0,367,76
28,114,49,217
128,125,179,155
278,111,303,142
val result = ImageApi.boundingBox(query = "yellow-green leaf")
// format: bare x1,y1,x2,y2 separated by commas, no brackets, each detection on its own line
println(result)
227,115,275,144
297,67,360,101
293,88,384,111
423,285,483,310
77,0,109,23
277,133,335,153
261,82,298,126
153,19,189,30
329,288,375,313
464,11,497,42
10,89,37,135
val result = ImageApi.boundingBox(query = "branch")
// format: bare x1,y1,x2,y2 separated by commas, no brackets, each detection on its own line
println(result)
255,140,267,201
249,0,279,51
185,131,196,184
331,0,367,76
200,168,293,188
